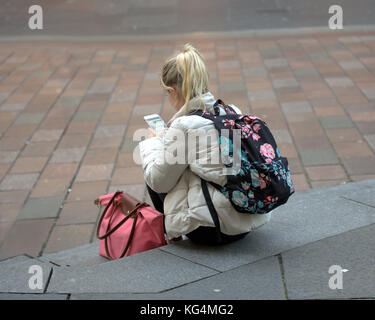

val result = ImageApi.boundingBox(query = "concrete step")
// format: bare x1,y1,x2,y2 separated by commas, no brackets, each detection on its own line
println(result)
46,247,218,294
0,254,32,267
38,242,108,269
0,255,53,294
1,179,375,298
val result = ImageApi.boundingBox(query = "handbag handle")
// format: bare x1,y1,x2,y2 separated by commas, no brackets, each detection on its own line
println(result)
96,191,146,259
96,191,145,239
105,213,139,260
96,191,123,240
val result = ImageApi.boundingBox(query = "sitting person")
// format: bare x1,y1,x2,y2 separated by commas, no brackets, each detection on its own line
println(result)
138,43,272,245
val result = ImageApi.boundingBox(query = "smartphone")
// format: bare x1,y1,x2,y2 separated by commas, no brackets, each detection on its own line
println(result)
144,114,168,132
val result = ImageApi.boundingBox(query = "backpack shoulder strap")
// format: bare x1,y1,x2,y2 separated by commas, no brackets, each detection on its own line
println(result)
201,178,222,243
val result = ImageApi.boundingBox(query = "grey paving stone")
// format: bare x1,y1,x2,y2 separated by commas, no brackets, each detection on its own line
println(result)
47,249,218,294
0,293,68,300
323,42,346,50
121,139,139,153
0,151,19,164
17,196,64,220
0,258,52,293
151,48,173,55
300,178,375,200
110,92,136,103
218,60,240,68
71,256,285,300
88,83,115,94
282,224,375,299
125,64,147,71
247,90,276,101
0,103,27,111
0,254,31,267
14,113,45,125
39,242,107,269
361,88,375,100
133,104,161,116
319,116,354,129
220,82,246,92
263,58,288,68
31,129,64,142
272,78,299,89
94,125,126,139
55,97,82,108
0,173,39,191
325,77,355,88
281,101,312,113
108,184,146,202
293,68,319,77
342,187,375,208
243,67,267,77
299,148,339,166
50,147,86,163
70,293,161,300
364,134,375,151
308,52,329,60
152,255,285,300
160,182,375,272
342,157,375,175
113,56,130,64
144,72,160,81
338,60,365,71
259,48,283,57
0,92,10,100
273,129,293,144
72,110,102,122
338,36,361,44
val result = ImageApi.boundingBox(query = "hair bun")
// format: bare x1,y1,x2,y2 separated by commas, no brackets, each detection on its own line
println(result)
183,43,193,53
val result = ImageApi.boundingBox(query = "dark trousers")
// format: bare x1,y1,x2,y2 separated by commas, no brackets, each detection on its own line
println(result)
146,184,248,245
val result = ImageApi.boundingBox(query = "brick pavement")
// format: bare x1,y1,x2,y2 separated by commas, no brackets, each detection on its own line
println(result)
0,32,375,260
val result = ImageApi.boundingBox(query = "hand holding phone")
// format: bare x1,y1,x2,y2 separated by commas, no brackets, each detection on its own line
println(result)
144,114,168,134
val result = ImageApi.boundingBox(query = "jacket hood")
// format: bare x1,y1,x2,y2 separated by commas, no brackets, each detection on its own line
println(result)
167,91,216,126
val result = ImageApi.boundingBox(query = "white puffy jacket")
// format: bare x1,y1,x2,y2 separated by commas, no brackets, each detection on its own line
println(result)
139,92,271,240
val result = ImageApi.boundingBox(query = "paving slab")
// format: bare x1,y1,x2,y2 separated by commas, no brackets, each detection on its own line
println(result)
295,178,375,200
282,224,375,299
17,196,65,220
39,242,107,269
47,248,218,294
0,254,31,266
70,256,285,300
319,116,354,129
0,29,375,270
160,180,375,272
0,293,68,300
342,188,375,208
299,148,339,166
0,258,52,293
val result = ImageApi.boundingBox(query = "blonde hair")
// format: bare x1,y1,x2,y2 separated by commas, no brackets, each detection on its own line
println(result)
160,43,209,114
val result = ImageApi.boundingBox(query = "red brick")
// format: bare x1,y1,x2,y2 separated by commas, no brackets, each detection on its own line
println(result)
111,166,144,185
291,173,310,192
57,201,100,225
67,180,109,202
332,141,373,159
41,163,78,180
10,157,48,174
305,165,347,181
43,224,94,254
0,219,54,260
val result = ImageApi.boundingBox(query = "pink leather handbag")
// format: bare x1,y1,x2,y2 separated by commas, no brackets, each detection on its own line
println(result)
95,191,167,260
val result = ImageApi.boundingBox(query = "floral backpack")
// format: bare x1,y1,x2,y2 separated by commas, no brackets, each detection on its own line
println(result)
190,99,294,215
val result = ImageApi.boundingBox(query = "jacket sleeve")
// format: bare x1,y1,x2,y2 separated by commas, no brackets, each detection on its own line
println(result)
138,125,189,193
